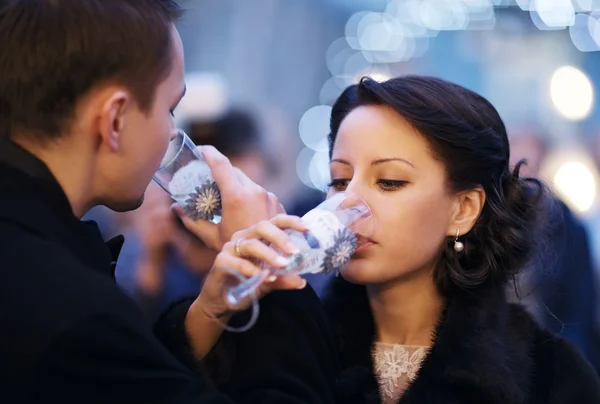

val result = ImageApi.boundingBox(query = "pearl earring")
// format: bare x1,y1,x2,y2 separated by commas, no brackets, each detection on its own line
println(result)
453,229,464,252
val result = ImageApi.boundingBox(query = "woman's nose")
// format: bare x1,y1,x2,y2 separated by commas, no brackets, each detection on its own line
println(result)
344,179,364,198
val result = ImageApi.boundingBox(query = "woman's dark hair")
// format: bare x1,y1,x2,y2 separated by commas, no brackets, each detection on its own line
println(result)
329,76,553,295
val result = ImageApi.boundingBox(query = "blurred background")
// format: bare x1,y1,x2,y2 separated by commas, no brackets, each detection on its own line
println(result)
86,0,600,372
173,0,600,230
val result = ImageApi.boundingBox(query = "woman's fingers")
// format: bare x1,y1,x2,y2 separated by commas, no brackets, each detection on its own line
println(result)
231,238,293,269
270,214,308,233
231,215,308,256
215,253,265,278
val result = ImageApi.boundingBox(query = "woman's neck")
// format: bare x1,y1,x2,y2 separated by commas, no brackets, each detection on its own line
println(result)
366,270,444,346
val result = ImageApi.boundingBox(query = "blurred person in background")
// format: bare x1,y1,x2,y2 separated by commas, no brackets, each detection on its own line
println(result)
509,131,600,374
508,132,547,177
117,107,276,319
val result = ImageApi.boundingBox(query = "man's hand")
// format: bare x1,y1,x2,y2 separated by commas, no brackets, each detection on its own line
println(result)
172,146,284,251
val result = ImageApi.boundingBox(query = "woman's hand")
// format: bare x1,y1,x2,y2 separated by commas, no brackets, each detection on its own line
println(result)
184,214,309,358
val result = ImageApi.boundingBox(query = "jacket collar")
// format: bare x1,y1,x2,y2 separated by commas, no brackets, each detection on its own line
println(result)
0,137,124,277
322,276,535,404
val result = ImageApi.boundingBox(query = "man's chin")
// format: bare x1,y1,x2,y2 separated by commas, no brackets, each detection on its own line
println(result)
105,194,145,213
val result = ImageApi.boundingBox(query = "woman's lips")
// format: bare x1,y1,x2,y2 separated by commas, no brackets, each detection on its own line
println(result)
354,234,375,254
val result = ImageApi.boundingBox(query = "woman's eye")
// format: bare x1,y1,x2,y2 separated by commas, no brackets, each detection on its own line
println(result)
378,179,407,191
327,179,349,191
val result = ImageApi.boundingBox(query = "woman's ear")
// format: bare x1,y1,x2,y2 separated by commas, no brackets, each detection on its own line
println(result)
447,187,486,237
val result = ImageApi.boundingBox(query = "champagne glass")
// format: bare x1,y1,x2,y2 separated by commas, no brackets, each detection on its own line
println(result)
215,192,374,332
153,129,222,224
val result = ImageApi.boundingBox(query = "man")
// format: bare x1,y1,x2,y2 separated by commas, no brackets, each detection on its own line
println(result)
0,1,337,402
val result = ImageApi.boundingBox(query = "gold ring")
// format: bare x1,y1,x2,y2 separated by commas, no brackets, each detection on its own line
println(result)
234,238,245,256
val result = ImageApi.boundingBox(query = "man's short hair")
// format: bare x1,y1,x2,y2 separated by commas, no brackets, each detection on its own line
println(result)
0,0,183,141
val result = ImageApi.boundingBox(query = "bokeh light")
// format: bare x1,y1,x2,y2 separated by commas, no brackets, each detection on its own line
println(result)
550,66,594,120
299,105,332,152
553,161,596,212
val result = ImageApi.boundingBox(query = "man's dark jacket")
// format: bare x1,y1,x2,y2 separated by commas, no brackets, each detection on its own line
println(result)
0,139,337,403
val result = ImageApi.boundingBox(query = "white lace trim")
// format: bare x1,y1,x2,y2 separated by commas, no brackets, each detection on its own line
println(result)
372,343,428,401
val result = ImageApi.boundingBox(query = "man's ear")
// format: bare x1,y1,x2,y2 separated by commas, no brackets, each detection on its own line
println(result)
97,90,130,152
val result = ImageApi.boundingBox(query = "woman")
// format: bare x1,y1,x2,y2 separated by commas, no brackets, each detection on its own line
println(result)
198,76,600,403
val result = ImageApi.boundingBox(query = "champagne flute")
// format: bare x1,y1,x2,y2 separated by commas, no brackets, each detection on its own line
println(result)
153,129,222,224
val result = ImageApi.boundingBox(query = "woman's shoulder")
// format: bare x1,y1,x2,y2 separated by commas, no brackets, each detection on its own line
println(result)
508,303,600,402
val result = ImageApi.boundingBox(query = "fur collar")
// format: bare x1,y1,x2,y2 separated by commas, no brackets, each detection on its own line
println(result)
321,276,537,404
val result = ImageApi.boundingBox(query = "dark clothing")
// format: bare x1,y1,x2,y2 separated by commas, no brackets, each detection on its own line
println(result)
116,230,204,321
0,139,336,403
159,288,339,403
539,202,600,373
322,277,600,404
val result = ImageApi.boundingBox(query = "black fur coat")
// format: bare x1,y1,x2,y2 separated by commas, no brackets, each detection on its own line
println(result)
322,276,600,404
